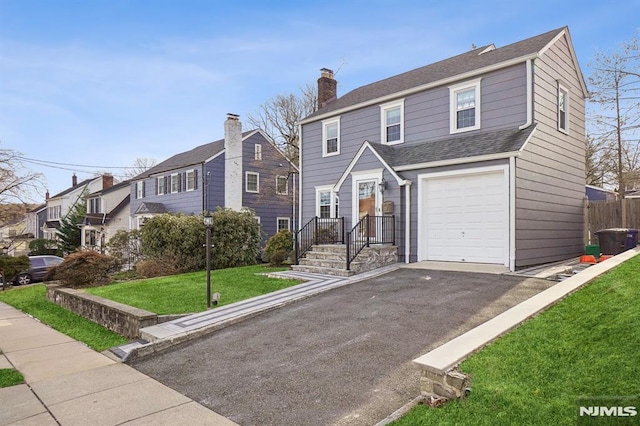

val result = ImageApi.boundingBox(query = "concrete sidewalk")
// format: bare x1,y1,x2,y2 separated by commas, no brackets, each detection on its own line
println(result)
0,302,237,426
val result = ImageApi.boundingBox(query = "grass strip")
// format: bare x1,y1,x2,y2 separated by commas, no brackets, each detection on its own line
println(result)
0,368,24,388
0,285,127,352
393,254,640,426
87,265,299,314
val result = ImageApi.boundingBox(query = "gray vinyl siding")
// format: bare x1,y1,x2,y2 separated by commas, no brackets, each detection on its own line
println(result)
515,34,586,266
129,164,205,216
204,155,225,212
301,64,528,226
241,132,296,240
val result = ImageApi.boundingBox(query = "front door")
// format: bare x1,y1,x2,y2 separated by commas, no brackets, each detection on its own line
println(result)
358,180,377,238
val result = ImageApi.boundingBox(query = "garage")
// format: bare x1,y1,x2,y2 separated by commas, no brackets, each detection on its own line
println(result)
418,166,509,265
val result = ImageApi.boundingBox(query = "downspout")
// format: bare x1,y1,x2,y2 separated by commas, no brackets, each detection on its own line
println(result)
404,181,412,263
519,59,533,130
509,157,516,271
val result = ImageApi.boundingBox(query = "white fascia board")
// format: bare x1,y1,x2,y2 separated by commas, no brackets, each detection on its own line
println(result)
298,53,538,125
539,27,588,97
334,141,408,192
394,151,521,172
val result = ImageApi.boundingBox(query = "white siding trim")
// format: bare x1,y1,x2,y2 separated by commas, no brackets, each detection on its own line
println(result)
335,141,407,192
394,151,521,172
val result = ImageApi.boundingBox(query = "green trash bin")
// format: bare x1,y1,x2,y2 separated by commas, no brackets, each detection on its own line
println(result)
585,244,600,258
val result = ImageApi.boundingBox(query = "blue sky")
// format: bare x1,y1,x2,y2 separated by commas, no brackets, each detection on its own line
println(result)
1,0,638,200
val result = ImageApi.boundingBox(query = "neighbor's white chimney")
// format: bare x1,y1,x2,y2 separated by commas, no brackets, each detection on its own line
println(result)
224,113,243,211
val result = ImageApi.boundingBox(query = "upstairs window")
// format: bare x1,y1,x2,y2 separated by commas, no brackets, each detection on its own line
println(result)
449,79,481,133
157,176,165,195
186,170,195,191
558,83,569,133
246,172,259,193
322,118,340,157
255,144,262,160
88,197,101,214
171,174,179,193
276,175,288,195
136,181,145,199
380,100,404,144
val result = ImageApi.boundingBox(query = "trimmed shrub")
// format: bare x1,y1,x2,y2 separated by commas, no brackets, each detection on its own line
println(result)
135,255,180,278
264,230,293,266
140,214,206,273
209,208,262,269
47,251,119,288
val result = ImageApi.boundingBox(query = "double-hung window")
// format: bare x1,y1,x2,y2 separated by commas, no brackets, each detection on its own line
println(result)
246,172,259,193
277,217,290,232
276,176,288,195
558,83,569,133
157,176,165,195
316,186,339,218
449,79,481,133
88,197,101,214
322,118,340,157
136,181,145,199
186,170,195,191
380,100,404,144
170,174,179,193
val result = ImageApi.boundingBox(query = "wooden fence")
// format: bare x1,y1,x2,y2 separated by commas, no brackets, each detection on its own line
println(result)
587,198,640,243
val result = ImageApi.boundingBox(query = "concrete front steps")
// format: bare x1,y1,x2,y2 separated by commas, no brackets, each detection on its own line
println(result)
292,244,398,277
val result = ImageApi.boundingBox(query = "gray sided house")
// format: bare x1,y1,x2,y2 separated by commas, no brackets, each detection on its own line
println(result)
130,115,297,241
298,27,587,271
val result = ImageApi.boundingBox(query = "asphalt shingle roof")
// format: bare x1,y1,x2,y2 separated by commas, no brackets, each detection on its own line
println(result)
306,27,565,120
369,125,536,168
134,130,259,179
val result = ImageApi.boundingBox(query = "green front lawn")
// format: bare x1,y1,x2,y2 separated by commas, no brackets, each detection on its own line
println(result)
394,254,640,425
86,264,298,314
0,285,127,352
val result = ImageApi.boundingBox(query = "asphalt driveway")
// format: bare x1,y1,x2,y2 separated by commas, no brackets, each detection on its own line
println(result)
132,268,554,426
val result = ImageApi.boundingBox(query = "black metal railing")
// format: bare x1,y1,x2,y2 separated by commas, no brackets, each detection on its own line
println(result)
346,215,395,270
294,216,345,263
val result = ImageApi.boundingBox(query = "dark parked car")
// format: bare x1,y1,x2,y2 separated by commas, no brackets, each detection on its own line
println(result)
14,255,64,286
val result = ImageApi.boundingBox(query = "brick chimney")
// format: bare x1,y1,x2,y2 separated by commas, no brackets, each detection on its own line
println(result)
224,113,243,211
318,68,337,108
102,173,114,189
45,190,50,200
72,173,78,186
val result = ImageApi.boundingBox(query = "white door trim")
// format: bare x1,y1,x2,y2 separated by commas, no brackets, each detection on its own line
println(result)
351,169,383,226
417,164,510,266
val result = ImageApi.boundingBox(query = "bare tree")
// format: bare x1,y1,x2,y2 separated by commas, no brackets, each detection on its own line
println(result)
0,144,44,206
122,157,157,179
246,84,318,165
588,33,640,195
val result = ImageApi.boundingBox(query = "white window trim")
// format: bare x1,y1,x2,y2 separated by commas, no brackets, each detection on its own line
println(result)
246,171,259,193
276,175,288,195
170,173,179,193
136,181,144,199
157,176,165,195
255,144,262,160
315,185,338,218
558,82,569,134
186,170,195,192
380,99,405,145
449,78,481,134
322,117,340,157
277,217,291,232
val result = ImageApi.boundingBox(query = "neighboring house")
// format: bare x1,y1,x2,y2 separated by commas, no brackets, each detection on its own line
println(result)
586,185,618,202
43,174,118,240
79,180,131,252
25,204,47,240
129,114,296,241
0,219,30,256
297,26,587,271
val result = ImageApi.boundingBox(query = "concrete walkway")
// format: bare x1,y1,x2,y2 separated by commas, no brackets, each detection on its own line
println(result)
0,302,237,426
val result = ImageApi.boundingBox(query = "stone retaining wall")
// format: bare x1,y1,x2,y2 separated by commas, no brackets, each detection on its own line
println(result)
46,284,158,339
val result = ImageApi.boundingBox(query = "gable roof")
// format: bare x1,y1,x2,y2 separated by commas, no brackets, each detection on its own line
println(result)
134,130,268,180
83,195,131,225
49,176,100,199
135,202,168,215
302,27,582,123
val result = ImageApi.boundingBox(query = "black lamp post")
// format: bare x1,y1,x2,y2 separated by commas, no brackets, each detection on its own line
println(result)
204,214,213,308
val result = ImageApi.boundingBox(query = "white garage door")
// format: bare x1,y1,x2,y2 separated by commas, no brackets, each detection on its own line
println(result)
421,169,508,264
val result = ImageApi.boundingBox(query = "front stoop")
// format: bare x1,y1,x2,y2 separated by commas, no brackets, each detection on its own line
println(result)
292,244,398,276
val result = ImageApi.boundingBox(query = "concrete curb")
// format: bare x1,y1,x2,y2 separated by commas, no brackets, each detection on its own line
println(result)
412,247,640,398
